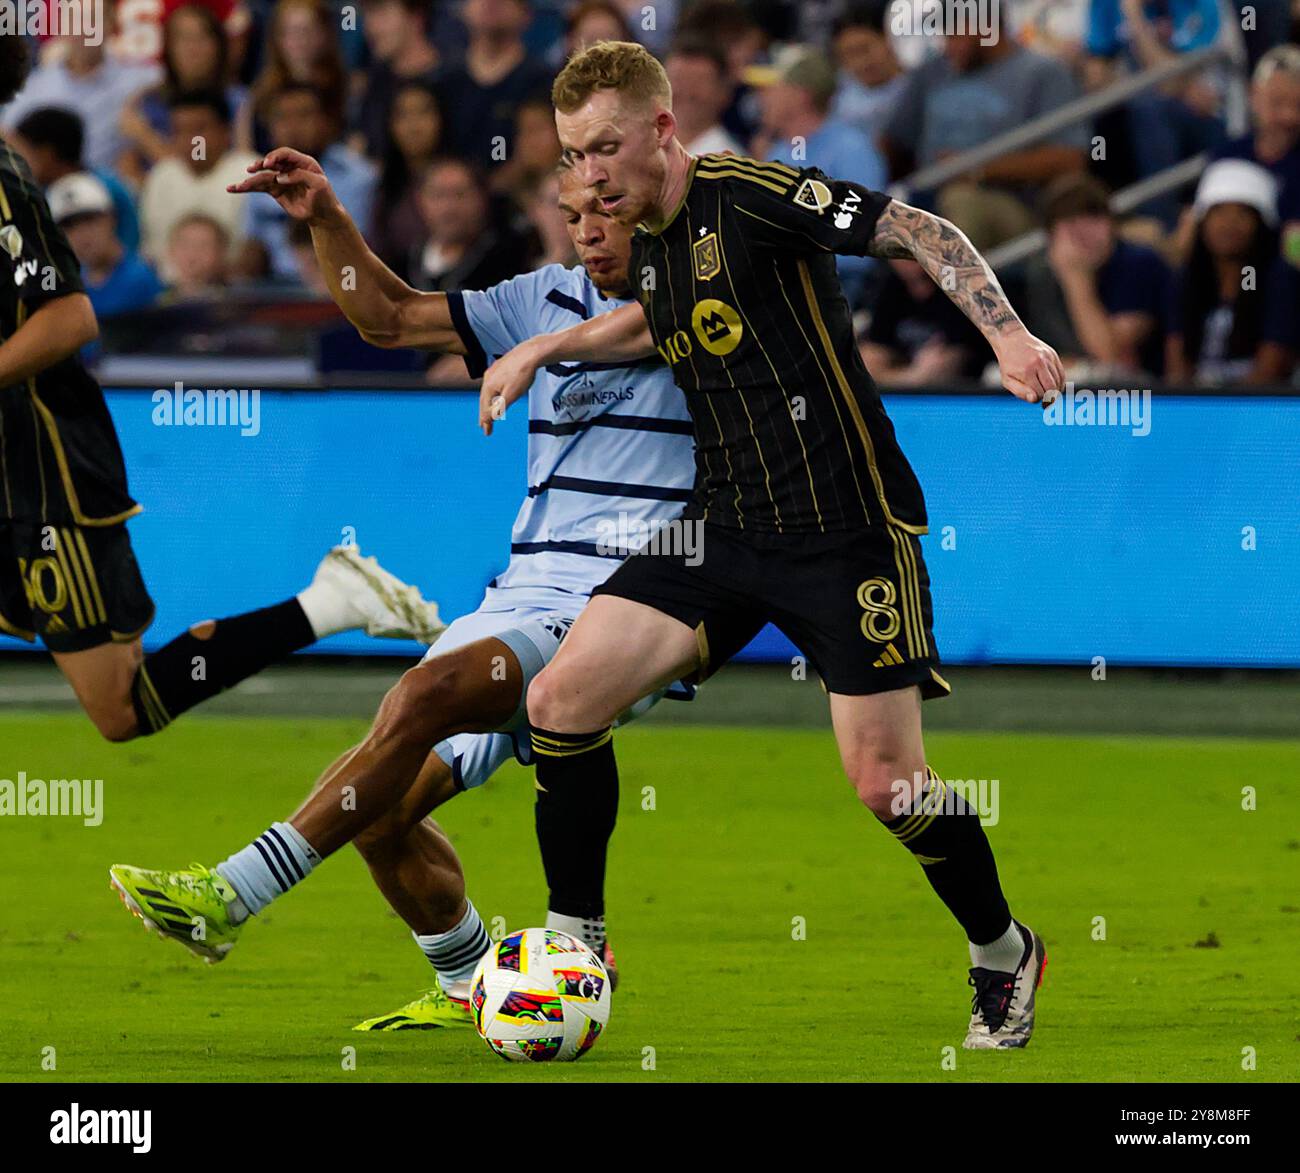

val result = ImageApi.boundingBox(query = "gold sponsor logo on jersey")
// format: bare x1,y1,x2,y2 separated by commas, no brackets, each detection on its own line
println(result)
792,178,833,215
692,231,720,280
691,298,743,356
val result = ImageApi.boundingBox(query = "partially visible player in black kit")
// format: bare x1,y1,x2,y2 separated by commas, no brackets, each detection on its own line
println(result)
480,41,1066,1048
0,36,442,741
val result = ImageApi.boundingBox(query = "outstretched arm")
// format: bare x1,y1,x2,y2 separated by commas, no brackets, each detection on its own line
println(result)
869,200,1064,403
229,148,463,353
477,302,655,433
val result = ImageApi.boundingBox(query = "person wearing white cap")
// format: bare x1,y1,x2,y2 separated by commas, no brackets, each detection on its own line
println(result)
46,172,163,325
1166,159,1298,385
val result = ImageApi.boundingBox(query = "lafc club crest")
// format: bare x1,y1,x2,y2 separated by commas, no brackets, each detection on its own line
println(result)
0,224,23,260
692,230,720,280
792,178,833,215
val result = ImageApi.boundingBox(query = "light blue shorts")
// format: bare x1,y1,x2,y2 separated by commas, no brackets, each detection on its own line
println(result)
426,601,693,791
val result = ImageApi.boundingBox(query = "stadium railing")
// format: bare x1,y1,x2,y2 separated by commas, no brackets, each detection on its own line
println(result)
890,33,1250,273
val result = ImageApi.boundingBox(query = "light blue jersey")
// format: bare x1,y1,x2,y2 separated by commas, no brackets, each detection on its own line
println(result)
447,263,695,609
433,264,697,790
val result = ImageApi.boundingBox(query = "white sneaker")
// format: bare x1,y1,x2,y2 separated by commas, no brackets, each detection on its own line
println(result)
963,921,1047,1049
310,545,446,644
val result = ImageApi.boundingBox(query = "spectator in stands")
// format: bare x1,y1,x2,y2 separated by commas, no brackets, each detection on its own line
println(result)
1084,0,1225,226
754,45,886,307
438,0,554,171
1167,159,1298,385
370,81,444,272
248,0,348,151
883,15,1087,248
665,37,745,156
1023,173,1172,376
678,0,767,148
858,258,989,384
1210,45,1300,265
165,212,231,300
755,45,886,187
829,2,906,145
490,90,563,194
48,172,163,322
241,83,377,279
2,13,160,173
610,0,678,57
351,0,441,160
138,90,259,276
524,169,579,269
564,0,633,58
121,4,251,180
11,107,141,252
408,156,530,292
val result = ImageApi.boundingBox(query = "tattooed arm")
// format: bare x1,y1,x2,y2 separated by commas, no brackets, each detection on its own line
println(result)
869,200,1065,403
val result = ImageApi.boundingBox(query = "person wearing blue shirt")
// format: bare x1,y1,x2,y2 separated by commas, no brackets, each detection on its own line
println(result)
755,46,887,307
142,150,701,1021
46,172,162,343
243,84,376,279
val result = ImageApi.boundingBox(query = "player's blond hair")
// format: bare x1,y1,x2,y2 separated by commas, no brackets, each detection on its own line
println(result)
552,40,672,115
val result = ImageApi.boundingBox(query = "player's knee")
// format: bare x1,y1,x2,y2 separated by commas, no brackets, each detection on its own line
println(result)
844,753,918,820
87,701,140,743
373,662,463,746
526,666,592,731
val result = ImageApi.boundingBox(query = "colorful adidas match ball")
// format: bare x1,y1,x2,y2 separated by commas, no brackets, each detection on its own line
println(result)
469,928,611,1062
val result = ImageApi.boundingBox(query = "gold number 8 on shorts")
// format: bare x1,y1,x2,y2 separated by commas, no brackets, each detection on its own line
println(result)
856,577,901,644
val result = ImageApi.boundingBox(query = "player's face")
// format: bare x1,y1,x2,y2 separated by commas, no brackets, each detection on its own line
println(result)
558,178,633,295
556,88,671,227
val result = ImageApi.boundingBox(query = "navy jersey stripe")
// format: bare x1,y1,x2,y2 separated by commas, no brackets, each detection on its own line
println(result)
545,288,590,319
445,290,489,378
529,415,694,436
527,475,694,502
510,541,627,559
543,358,662,375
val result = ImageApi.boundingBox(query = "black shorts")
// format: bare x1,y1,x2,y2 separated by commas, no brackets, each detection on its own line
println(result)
0,520,155,653
591,522,950,698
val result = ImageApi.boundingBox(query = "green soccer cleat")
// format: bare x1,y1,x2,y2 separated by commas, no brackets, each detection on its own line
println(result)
109,862,245,964
353,986,473,1031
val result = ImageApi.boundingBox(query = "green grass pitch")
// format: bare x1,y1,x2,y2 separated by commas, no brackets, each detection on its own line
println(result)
1,711,1296,1082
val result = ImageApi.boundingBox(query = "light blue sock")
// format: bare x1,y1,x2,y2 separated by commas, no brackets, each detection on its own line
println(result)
216,822,320,921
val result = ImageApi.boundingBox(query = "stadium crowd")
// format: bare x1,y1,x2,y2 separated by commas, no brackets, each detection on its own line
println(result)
3,0,1299,386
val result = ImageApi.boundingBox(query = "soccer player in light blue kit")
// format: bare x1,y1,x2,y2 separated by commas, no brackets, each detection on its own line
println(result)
108,157,697,1029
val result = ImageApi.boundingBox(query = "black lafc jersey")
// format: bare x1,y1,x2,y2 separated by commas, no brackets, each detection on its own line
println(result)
630,153,928,534
0,142,138,525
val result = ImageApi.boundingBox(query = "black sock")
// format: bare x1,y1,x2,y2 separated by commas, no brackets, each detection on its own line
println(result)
130,598,316,734
531,726,619,919
884,766,1011,944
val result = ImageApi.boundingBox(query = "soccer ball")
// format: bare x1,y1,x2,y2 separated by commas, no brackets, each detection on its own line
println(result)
469,927,612,1062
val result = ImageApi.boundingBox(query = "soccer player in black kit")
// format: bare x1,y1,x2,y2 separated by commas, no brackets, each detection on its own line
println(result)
480,41,1066,1048
0,36,440,741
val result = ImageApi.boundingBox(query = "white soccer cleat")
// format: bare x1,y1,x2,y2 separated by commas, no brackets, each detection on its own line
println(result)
311,545,446,644
963,921,1047,1050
